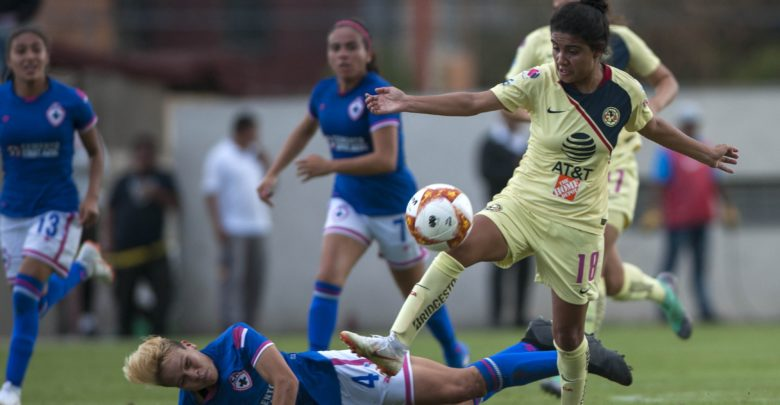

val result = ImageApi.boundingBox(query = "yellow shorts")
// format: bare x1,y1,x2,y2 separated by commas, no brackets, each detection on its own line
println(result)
479,196,603,305
606,156,639,233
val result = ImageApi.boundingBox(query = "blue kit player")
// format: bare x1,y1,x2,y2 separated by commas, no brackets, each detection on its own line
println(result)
124,319,632,404
256,19,467,366
0,27,113,405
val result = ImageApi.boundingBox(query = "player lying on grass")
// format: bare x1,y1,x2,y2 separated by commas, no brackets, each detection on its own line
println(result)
123,319,631,404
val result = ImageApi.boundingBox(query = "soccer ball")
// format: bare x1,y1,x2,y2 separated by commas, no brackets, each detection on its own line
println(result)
406,184,474,251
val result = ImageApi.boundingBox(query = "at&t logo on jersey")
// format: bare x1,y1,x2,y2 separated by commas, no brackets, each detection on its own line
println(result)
229,370,253,391
348,97,364,121
46,103,65,127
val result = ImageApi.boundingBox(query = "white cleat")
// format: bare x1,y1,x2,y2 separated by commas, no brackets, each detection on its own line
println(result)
0,381,21,405
339,331,406,376
76,241,114,283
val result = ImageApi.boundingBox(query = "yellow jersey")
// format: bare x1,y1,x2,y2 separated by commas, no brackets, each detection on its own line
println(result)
505,25,662,162
490,62,653,234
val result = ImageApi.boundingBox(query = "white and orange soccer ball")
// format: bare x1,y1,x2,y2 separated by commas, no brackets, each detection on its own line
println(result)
405,184,474,251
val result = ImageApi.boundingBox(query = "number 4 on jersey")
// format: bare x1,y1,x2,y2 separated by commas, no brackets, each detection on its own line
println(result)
351,373,380,388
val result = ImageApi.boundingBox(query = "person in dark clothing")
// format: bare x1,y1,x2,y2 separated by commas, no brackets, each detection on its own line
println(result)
107,136,178,336
478,115,535,326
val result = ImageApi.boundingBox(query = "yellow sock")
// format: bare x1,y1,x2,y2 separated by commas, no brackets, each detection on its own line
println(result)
390,252,464,347
584,276,607,334
555,338,589,405
613,263,665,303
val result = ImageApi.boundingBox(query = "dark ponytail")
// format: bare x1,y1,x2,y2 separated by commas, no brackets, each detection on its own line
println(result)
551,0,610,54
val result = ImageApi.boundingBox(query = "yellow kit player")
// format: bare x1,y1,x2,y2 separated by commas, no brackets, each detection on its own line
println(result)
341,1,739,405
505,0,687,344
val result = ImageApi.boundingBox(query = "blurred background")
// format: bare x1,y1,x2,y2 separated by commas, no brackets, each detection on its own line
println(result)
0,0,778,337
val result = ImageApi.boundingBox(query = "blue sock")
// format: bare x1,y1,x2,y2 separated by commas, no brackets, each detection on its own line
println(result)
308,281,341,351
6,274,44,387
492,340,539,356
472,351,558,398
39,261,87,317
426,305,459,361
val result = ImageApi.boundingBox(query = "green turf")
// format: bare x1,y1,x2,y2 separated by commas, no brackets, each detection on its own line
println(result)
3,323,779,404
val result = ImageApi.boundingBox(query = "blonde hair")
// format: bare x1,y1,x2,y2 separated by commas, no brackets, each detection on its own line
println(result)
123,336,184,385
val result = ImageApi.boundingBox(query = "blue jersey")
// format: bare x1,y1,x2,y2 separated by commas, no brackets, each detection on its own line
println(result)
308,72,417,216
179,323,341,405
0,78,97,217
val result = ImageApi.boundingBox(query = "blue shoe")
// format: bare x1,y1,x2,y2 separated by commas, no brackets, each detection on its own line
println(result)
444,341,470,368
657,272,693,339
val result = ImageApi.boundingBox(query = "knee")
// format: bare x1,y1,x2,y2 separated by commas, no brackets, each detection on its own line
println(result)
552,325,584,351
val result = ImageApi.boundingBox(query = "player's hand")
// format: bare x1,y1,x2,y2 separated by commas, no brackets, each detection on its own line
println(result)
365,87,406,114
257,175,278,206
79,195,100,227
296,154,332,182
710,144,739,173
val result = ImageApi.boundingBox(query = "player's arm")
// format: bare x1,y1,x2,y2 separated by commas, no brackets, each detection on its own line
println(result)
299,124,398,179
254,345,298,405
257,114,319,205
501,108,531,123
642,63,678,113
365,87,504,117
77,126,106,227
638,117,738,173
265,114,319,178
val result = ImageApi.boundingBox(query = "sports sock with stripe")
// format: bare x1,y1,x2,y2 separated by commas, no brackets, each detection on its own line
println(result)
613,262,665,303
307,280,342,351
390,252,464,347
6,274,44,387
473,351,558,398
38,261,88,317
556,337,589,405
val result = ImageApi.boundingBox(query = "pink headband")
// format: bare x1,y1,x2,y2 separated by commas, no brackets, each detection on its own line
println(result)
334,19,372,51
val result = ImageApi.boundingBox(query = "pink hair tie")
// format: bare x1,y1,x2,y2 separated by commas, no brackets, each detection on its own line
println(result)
334,19,372,50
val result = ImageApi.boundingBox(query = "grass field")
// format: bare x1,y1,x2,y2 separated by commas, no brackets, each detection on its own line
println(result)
5,323,779,404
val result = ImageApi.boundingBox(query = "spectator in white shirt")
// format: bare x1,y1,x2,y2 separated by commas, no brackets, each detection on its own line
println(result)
202,113,272,328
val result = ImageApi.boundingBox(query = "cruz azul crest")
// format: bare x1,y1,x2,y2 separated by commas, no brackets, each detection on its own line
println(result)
229,370,253,391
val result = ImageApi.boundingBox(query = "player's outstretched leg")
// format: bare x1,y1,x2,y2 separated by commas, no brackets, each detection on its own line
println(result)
39,242,113,316
478,321,632,402
656,272,693,339
341,252,466,376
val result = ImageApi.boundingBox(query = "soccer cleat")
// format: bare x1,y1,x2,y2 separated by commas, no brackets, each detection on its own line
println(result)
444,341,470,368
339,331,406,376
585,334,633,386
0,382,21,405
523,317,633,386
657,272,693,339
540,376,562,398
521,317,555,351
76,241,114,283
